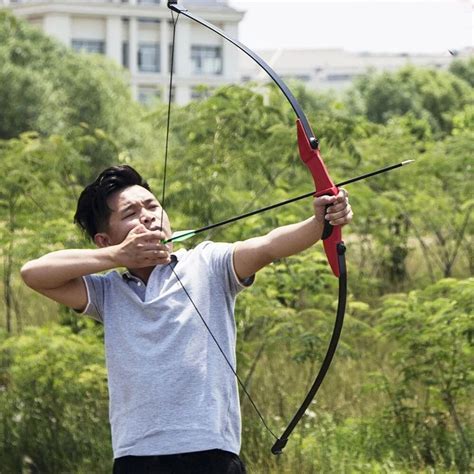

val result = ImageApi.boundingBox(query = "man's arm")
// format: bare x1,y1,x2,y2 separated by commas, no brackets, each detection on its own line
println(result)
21,248,119,311
233,191,352,280
21,225,171,311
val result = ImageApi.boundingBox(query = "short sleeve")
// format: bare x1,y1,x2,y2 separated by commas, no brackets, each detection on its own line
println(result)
197,241,254,296
77,274,106,323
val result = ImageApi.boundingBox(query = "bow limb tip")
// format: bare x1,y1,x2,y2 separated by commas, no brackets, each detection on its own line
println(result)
271,437,288,455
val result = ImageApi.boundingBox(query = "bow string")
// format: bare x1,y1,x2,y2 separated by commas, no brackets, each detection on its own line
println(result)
164,0,347,455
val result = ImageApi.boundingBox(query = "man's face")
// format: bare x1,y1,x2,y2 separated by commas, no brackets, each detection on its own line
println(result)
98,185,172,246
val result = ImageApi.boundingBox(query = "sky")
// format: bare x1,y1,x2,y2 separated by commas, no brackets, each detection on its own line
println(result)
227,0,473,54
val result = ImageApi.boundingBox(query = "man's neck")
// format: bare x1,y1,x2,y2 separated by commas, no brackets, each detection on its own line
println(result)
127,266,155,284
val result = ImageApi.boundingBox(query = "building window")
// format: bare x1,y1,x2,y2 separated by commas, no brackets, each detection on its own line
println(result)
282,74,311,83
122,42,129,68
168,44,175,74
326,73,353,81
138,43,160,73
191,46,222,75
138,18,160,24
138,86,161,105
71,39,105,55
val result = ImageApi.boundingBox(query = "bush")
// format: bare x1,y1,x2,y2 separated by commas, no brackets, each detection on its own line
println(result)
0,324,112,473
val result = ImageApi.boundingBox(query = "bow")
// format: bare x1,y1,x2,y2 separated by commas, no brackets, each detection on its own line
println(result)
166,0,347,455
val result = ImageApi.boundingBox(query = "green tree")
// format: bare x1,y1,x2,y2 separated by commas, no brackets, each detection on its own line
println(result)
0,324,111,473
346,65,473,135
449,56,474,87
0,129,110,332
404,128,473,280
0,10,145,178
378,278,473,470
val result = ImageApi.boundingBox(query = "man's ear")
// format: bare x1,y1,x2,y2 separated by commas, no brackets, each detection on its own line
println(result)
94,233,112,248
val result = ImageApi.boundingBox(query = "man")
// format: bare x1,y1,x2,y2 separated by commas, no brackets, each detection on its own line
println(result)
21,165,353,473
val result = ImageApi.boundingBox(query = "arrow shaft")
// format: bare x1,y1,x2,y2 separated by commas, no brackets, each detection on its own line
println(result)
337,160,413,187
165,160,413,244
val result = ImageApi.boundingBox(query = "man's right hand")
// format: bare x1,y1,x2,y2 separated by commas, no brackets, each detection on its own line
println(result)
113,224,172,268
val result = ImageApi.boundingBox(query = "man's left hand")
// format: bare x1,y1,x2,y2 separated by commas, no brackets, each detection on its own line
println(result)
313,188,353,228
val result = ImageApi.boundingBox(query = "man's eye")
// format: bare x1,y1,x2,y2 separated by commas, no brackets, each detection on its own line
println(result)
123,212,135,219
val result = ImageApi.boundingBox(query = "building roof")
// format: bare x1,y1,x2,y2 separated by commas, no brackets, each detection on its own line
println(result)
2,0,244,19
240,48,455,76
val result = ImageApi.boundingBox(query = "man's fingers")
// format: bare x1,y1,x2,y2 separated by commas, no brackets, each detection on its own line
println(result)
128,224,148,235
314,188,348,206
327,200,350,214
314,195,337,207
313,187,352,227
333,189,349,205
134,249,171,266
144,248,170,257
324,189,349,212
133,230,166,243
145,250,171,265
148,243,172,256
326,206,353,226
326,205,352,220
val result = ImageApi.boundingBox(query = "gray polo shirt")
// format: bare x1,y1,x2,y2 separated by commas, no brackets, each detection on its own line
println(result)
80,241,251,459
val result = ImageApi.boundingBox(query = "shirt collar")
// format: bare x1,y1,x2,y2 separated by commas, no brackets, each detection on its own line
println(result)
122,254,179,282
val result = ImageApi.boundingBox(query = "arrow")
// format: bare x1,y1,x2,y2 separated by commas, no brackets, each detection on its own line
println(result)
168,229,197,243
163,160,414,244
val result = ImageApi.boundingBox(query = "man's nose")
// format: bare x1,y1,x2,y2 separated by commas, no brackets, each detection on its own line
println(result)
140,209,156,225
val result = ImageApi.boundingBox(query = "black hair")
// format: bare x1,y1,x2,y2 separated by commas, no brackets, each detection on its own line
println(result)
74,165,151,241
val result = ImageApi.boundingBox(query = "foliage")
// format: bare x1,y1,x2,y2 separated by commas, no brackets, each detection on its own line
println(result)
0,130,109,333
346,64,473,136
0,14,472,470
404,129,473,280
0,324,111,473
1,278,471,472
0,10,145,179
373,278,473,471
449,56,474,87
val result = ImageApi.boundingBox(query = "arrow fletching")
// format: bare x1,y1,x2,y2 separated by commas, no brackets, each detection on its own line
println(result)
165,229,196,244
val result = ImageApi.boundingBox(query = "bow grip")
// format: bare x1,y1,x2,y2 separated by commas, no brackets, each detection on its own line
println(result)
296,119,343,277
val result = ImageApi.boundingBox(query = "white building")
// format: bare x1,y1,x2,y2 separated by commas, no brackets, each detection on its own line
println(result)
3,1,471,103
240,48,469,92
1,0,244,104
